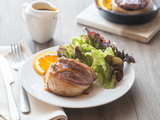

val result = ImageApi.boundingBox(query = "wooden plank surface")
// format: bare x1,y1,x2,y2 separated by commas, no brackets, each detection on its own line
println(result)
0,0,160,120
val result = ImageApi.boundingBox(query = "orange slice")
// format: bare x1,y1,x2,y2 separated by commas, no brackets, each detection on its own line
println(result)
33,51,58,75
97,0,112,11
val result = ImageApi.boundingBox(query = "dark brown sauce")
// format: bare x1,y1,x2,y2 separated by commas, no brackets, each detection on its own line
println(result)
43,74,46,84
36,9,52,11
44,84,52,92
43,74,51,92
51,62,79,77
34,7,58,11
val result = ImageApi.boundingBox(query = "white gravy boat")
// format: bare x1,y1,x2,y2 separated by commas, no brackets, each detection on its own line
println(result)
21,1,59,43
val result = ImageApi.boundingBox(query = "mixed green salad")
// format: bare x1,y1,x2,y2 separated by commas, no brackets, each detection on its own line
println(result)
57,27,135,89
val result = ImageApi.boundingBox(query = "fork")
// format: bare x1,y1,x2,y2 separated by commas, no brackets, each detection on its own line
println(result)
11,43,30,113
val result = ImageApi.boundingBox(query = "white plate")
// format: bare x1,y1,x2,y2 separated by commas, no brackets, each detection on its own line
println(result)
20,46,135,108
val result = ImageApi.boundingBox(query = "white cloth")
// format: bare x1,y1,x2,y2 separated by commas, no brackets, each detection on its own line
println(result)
0,40,67,120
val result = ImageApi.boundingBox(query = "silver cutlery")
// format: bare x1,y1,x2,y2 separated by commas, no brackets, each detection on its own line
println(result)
0,55,20,120
11,43,30,113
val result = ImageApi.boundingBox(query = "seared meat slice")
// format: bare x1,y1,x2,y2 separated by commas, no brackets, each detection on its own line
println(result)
57,57,96,85
44,57,96,97
112,0,154,14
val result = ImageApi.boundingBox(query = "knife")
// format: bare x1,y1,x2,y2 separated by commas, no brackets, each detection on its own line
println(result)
0,55,20,120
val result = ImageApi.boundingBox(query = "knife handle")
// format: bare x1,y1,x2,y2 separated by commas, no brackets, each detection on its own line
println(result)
6,83,20,120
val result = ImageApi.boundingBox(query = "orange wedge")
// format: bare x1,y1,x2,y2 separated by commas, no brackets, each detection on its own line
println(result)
97,0,112,11
33,51,58,75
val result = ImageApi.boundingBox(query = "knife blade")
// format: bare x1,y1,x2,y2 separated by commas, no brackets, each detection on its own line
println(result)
0,55,20,120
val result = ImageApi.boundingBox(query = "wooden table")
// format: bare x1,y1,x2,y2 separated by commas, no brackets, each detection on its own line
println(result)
1,0,160,120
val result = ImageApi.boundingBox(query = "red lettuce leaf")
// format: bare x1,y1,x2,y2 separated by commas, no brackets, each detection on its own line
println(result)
83,27,135,64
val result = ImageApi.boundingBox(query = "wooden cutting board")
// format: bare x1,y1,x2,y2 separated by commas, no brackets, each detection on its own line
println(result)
76,3,160,43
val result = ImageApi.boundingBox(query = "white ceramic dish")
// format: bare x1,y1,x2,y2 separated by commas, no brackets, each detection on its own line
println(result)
20,46,135,108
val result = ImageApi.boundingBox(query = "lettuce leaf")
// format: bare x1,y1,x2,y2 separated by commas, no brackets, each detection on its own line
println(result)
91,49,113,87
90,48,123,88
57,44,75,59
75,44,95,66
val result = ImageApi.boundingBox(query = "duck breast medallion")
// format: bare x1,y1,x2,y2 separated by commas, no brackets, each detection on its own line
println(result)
44,57,96,97
112,0,154,14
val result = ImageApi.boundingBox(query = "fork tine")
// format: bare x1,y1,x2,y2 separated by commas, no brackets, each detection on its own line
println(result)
11,44,17,63
11,44,14,59
14,44,20,62
17,43,22,62
16,44,21,62
19,43,25,61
